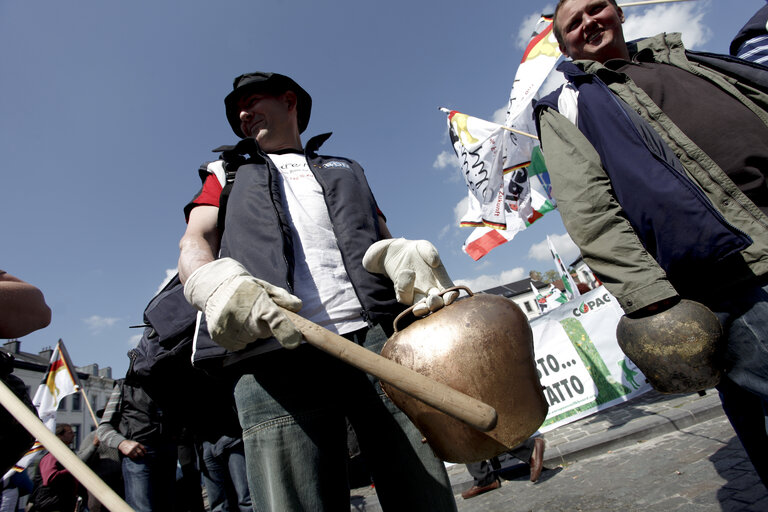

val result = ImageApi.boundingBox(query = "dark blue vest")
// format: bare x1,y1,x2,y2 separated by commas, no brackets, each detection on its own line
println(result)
534,61,752,295
193,135,401,369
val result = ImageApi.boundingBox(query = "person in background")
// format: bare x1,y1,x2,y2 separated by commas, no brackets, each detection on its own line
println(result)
199,434,252,512
0,270,51,477
461,437,545,499
78,408,124,512
97,379,177,511
730,2,768,65
174,431,206,512
0,471,33,512
29,424,87,512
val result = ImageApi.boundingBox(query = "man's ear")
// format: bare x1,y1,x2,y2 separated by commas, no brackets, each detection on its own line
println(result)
282,90,298,112
559,43,570,58
618,6,625,23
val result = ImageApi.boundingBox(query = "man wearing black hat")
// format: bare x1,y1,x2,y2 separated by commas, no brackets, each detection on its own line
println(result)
178,72,458,511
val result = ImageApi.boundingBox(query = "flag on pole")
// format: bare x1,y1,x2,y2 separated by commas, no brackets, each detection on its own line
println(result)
462,181,555,260
4,340,82,481
3,441,45,479
444,14,564,260
548,235,581,300
531,282,568,314
446,110,510,230
531,282,548,314
33,339,82,430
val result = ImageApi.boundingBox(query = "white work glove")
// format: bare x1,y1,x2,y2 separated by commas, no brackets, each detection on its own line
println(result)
184,258,303,351
363,238,458,317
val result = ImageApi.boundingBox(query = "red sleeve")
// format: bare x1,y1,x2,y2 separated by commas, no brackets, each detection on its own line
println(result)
184,174,223,222
39,453,70,486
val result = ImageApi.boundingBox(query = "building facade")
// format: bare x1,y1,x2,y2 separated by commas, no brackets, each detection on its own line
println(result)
478,278,550,320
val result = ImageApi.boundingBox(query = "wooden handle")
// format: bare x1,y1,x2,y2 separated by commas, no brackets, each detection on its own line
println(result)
0,380,134,512
282,309,498,432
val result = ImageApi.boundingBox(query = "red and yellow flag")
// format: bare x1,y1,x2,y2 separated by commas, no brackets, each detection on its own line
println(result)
32,339,81,429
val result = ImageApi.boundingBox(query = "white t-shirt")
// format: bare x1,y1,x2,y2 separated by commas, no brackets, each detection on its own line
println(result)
269,152,367,335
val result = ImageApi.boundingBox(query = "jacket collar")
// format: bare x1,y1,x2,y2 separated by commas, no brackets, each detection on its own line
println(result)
557,33,688,83
211,132,334,161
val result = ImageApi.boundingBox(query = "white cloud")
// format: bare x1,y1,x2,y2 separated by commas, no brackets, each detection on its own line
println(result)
154,268,177,295
453,196,470,225
128,333,142,348
84,315,121,334
623,3,711,49
455,267,528,293
516,6,556,49
433,150,455,170
434,150,463,184
527,232,580,263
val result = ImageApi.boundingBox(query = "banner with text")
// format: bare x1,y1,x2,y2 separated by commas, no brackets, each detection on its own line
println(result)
530,286,651,433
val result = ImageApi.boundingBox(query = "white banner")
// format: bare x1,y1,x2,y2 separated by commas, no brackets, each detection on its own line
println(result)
530,286,651,433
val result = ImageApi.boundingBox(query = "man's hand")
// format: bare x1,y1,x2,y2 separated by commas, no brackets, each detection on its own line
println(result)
184,258,303,350
118,440,146,460
363,238,458,316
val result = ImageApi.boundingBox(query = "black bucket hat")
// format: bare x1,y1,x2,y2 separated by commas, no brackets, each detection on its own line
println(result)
224,71,312,138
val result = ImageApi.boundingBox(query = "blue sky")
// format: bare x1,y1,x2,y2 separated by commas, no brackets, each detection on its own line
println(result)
2,0,765,378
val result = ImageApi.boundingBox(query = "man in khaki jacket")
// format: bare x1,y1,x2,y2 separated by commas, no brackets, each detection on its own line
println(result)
535,0,768,486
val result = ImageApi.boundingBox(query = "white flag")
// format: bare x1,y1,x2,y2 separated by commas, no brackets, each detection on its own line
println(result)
548,235,581,300
33,339,81,430
444,14,565,259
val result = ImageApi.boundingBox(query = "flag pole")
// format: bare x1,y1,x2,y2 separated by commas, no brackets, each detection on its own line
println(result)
80,387,99,426
0,379,134,512
618,0,696,7
439,107,539,140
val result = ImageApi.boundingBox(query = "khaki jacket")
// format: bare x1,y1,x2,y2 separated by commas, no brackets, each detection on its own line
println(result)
537,33,768,313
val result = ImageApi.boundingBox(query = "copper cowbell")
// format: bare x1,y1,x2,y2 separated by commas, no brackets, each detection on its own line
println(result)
380,287,548,463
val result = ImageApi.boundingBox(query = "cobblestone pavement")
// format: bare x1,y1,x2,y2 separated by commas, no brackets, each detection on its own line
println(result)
454,414,767,512
350,390,767,511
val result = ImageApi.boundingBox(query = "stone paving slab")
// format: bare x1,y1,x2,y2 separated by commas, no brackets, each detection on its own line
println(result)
350,388,728,511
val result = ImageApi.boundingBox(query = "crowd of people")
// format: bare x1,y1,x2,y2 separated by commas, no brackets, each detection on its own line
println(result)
2,0,768,510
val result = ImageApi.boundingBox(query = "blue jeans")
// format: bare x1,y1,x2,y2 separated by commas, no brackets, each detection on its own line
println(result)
201,438,252,512
234,324,457,511
121,442,177,512
0,487,18,512
708,282,768,486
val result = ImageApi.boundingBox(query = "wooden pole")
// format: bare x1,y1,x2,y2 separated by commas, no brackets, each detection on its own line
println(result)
80,387,99,427
439,107,539,140
0,380,134,512
282,308,498,432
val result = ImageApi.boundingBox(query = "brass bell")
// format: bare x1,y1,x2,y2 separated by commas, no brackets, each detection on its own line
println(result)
616,299,722,394
380,287,548,463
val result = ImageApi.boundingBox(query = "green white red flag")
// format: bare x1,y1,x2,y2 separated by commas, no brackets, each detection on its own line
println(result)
548,235,581,300
531,282,568,314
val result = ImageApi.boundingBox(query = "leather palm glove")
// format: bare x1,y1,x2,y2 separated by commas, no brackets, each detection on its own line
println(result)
184,258,303,351
363,238,458,316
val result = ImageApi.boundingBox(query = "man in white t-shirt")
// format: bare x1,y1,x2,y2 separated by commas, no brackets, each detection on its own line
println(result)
179,71,458,511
